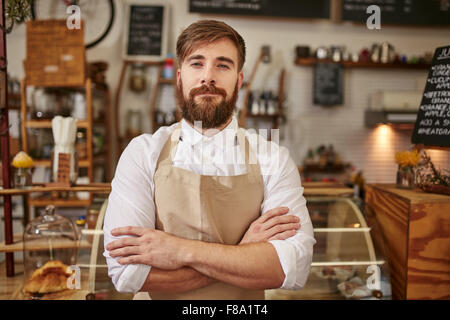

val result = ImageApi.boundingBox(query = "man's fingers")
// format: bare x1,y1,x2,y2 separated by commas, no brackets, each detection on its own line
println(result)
269,229,297,241
263,215,300,230
109,246,141,258
265,222,300,239
110,226,146,237
117,255,141,265
260,207,290,224
106,236,140,251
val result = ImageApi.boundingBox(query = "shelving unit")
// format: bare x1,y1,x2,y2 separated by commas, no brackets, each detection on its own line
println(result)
238,48,286,135
20,78,94,209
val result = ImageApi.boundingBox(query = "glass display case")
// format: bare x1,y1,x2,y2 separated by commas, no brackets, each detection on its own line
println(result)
17,199,132,300
74,198,133,300
266,196,392,300
17,195,391,300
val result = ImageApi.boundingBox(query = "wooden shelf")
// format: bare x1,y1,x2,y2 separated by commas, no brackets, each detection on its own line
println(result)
28,196,92,207
303,187,354,197
295,57,431,70
0,233,91,253
24,119,89,128
32,159,90,168
246,113,281,119
158,78,175,84
0,183,111,196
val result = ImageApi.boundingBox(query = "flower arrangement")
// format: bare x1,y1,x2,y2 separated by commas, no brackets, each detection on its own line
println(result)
416,151,450,196
394,149,421,168
394,149,420,189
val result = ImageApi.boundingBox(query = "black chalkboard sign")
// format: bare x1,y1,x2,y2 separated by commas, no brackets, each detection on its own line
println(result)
412,46,450,148
313,63,344,106
342,0,450,26
189,0,330,19
123,3,168,60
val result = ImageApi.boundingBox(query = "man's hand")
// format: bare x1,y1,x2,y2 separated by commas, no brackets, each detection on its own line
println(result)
106,227,186,270
239,207,300,245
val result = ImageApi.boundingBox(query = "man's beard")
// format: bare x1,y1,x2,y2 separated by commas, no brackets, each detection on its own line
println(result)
176,80,239,129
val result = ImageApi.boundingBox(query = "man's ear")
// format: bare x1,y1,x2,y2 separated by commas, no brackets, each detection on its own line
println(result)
237,70,244,90
176,68,181,87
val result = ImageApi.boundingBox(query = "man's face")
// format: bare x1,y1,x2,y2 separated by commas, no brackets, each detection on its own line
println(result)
177,38,244,129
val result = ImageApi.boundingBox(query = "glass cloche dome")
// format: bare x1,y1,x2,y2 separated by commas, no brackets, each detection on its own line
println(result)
23,205,79,299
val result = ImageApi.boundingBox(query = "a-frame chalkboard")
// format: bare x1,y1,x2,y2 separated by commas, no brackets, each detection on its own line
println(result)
412,46,450,148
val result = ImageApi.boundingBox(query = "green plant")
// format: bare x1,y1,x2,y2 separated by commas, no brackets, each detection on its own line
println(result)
4,0,32,33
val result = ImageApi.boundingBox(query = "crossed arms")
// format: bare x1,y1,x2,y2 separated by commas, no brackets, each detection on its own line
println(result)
106,207,301,293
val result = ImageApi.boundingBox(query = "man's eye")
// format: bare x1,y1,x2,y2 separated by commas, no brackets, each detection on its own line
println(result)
191,62,202,67
219,64,230,69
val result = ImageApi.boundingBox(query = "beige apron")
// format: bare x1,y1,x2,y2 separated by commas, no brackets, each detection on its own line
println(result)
147,123,265,300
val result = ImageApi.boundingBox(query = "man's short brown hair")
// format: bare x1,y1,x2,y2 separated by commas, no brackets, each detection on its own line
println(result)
176,20,246,71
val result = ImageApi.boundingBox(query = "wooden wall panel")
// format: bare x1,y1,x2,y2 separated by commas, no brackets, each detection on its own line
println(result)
407,202,450,299
366,184,450,300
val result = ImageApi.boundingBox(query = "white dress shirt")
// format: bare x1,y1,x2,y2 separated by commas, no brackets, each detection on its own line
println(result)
103,116,316,293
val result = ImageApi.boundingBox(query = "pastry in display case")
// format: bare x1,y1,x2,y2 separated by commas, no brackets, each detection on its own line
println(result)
265,196,392,300
23,205,79,299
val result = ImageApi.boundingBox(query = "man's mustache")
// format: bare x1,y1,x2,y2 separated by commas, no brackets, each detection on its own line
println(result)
189,84,227,99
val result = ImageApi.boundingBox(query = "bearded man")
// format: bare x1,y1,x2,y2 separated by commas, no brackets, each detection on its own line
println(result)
104,20,315,300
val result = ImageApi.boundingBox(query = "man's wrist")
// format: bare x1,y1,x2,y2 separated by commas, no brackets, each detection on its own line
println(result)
177,238,197,267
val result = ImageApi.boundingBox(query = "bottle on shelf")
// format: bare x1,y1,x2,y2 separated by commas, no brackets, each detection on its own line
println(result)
163,54,175,79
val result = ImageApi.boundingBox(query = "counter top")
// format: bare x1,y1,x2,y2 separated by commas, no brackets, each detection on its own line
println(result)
367,184,450,204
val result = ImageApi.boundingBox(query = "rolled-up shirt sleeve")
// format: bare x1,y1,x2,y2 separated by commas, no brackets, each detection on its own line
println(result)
258,139,316,290
103,136,157,293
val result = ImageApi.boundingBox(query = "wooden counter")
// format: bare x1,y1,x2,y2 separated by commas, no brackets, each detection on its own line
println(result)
365,184,450,300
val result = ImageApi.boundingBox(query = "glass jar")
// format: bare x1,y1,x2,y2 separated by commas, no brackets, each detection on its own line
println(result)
129,63,147,93
396,165,415,189
14,167,33,188
23,205,79,299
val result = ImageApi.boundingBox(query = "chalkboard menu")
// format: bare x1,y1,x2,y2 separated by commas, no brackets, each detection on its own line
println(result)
123,3,168,60
412,46,450,148
189,0,330,19
313,63,344,106
342,0,450,26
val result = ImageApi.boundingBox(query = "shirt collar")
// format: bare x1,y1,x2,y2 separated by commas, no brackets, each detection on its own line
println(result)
180,116,238,150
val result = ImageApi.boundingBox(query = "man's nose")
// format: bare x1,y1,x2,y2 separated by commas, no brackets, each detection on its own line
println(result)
201,66,216,86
